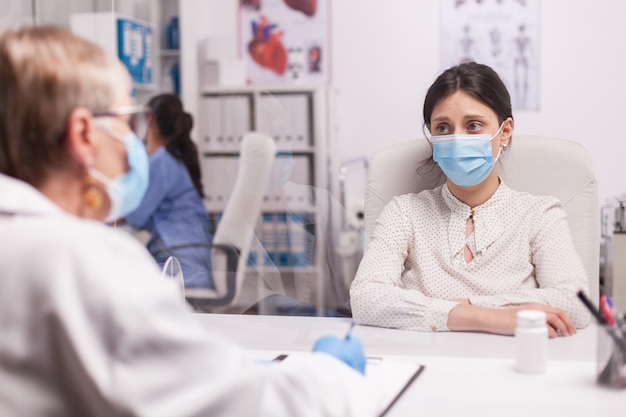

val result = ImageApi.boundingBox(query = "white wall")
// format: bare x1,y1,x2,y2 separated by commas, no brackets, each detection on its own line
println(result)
331,0,626,204
0,0,34,29
181,0,625,203
180,0,238,133
14,0,625,204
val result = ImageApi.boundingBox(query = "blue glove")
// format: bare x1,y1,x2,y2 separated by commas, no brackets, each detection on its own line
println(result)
312,334,366,374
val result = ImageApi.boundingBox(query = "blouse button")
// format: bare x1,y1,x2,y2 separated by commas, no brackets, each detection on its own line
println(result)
431,326,438,332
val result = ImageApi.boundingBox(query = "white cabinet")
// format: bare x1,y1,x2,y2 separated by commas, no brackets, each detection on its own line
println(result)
70,0,182,103
198,85,342,311
152,0,181,95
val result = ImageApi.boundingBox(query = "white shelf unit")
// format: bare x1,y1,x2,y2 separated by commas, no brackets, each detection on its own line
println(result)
70,11,157,106
70,1,181,102
151,0,181,95
198,85,334,310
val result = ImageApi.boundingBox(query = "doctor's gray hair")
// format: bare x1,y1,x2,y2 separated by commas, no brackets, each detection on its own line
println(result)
0,25,130,186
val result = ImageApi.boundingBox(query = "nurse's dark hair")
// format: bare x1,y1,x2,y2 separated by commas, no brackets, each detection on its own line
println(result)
147,94,204,198
423,61,513,132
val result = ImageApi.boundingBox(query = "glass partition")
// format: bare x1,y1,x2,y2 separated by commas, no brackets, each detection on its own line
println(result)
1,0,359,318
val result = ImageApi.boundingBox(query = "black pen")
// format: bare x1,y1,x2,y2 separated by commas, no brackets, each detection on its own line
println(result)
577,290,607,325
577,290,626,352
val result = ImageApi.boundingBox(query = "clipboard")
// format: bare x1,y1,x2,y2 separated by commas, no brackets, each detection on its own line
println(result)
273,354,425,416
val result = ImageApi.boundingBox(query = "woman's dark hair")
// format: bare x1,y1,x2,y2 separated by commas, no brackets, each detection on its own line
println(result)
418,62,514,178
147,94,204,198
423,61,513,132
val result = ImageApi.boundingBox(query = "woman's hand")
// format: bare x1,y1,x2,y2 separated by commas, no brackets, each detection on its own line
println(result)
510,303,577,338
447,303,576,338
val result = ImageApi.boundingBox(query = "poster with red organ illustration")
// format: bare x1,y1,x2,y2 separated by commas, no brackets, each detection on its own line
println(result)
240,0,329,85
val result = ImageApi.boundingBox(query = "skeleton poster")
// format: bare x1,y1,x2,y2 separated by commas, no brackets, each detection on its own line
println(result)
239,0,329,85
441,0,540,111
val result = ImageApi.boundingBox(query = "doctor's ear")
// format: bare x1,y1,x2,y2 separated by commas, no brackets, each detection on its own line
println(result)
65,107,97,169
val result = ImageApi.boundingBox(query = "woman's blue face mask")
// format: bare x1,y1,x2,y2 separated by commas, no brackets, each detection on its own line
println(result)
431,122,505,187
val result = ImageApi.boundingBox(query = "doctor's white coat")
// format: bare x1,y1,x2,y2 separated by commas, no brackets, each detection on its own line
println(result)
0,174,377,417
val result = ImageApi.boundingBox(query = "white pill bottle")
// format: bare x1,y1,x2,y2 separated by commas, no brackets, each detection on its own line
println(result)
515,310,548,374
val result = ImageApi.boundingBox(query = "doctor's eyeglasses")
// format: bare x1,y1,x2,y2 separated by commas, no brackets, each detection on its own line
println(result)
92,105,149,139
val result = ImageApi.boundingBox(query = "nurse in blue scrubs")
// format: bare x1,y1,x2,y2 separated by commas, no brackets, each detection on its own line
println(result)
124,94,213,289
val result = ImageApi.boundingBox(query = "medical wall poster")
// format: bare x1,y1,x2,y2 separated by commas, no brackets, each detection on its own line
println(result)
239,0,329,85
117,17,153,86
441,0,540,111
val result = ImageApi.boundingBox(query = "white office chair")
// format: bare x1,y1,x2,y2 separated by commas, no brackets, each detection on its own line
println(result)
184,132,276,310
364,135,600,303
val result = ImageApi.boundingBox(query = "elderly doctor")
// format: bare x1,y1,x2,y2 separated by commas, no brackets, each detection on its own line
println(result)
0,26,375,417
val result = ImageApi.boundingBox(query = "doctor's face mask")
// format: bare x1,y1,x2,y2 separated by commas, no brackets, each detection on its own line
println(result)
90,108,150,222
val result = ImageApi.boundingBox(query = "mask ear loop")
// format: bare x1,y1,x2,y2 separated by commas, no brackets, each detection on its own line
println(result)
490,120,506,142
497,117,513,149
422,123,433,147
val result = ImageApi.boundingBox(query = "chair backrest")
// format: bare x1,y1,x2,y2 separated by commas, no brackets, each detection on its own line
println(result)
211,132,276,300
364,135,600,303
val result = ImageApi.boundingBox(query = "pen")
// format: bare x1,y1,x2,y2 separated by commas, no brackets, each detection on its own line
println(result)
577,291,626,353
600,295,616,326
345,321,356,340
576,290,607,325
604,296,626,330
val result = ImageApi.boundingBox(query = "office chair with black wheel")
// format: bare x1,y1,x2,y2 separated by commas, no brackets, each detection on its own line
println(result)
158,131,277,312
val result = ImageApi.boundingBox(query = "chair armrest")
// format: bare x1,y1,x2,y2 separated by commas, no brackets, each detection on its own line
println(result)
152,243,241,308
185,243,241,308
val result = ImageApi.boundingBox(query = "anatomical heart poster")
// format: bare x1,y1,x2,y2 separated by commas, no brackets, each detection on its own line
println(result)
239,0,329,85
441,0,540,111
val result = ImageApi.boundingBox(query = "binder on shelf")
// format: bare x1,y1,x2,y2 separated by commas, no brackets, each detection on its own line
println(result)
287,156,315,210
276,94,294,149
223,95,252,150
199,96,223,153
246,235,261,267
261,213,277,267
201,157,238,211
287,213,313,267
291,93,312,150
264,155,313,212
258,93,289,144
220,97,235,149
258,212,314,269
275,213,290,267
257,93,311,150
200,95,252,152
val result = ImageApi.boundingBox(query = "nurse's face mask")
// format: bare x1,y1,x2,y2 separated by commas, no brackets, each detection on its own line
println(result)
90,106,150,222
431,121,505,187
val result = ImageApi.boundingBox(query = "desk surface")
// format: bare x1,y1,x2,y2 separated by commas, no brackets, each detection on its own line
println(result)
196,314,623,416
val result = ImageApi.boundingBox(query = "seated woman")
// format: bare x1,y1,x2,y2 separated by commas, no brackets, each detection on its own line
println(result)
350,62,590,337
124,94,213,289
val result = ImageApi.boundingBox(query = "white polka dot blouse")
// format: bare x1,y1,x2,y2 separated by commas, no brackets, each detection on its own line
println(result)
350,181,591,332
